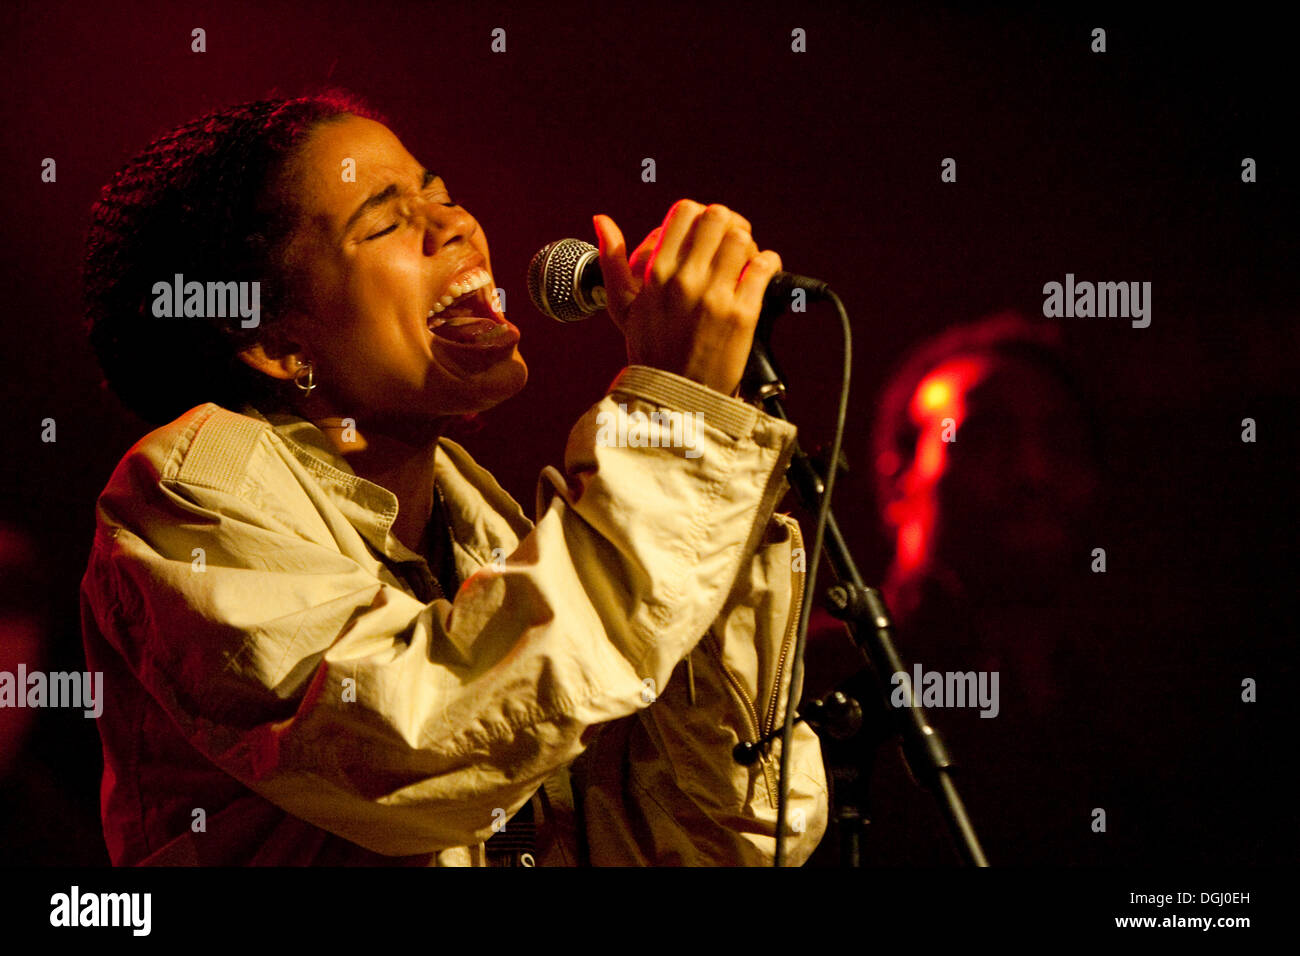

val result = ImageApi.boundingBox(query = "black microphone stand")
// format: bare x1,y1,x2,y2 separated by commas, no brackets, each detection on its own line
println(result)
742,294,988,867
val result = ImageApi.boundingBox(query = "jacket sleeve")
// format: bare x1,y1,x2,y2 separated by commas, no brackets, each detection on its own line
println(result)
81,366,805,857
573,509,829,867
544,370,829,866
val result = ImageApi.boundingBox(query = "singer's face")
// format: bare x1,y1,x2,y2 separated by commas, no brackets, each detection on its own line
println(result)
274,115,526,425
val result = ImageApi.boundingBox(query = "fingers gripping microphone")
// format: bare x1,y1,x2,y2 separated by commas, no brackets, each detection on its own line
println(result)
527,238,831,324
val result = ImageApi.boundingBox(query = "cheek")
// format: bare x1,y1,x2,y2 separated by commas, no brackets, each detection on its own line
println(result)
313,313,428,408
331,267,422,354
470,231,496,287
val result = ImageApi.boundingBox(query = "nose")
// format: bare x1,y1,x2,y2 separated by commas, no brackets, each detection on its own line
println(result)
415,197,477,255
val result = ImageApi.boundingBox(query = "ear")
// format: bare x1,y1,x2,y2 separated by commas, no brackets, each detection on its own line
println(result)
236,343,301,382
236,328,305,383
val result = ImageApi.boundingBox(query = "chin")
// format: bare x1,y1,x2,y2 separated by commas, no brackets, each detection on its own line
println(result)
441,350,528,417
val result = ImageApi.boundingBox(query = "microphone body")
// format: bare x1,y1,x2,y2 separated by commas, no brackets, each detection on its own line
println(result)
528,238,829,324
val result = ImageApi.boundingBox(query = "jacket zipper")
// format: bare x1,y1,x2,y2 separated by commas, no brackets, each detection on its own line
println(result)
762,517,804,743
704,438,807,805
704,631,762,746
702,514,805,804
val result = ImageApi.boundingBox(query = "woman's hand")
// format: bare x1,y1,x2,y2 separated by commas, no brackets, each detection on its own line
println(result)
593,200,782,397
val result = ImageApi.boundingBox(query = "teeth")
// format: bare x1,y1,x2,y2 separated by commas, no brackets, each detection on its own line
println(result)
426,266,493,318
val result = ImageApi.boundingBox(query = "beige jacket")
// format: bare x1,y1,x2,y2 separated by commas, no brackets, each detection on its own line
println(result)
80,365,828,865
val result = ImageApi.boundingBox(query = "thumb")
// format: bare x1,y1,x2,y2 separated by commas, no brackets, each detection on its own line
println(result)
593,214,637,331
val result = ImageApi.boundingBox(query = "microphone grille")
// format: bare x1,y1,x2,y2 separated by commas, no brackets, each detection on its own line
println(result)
527,238,594,323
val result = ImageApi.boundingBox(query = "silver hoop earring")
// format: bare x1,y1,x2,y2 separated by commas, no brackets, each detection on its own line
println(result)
294,359,316,396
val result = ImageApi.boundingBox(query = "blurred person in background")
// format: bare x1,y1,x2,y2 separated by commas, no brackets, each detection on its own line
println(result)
807,313,1131,865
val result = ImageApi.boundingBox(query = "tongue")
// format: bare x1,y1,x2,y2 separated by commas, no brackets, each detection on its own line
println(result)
432,318,500,343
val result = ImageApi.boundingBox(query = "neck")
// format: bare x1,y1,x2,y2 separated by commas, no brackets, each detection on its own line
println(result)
312,412,445,555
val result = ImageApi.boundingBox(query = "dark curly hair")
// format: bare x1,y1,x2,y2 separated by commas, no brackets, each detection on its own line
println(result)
83,90,385,424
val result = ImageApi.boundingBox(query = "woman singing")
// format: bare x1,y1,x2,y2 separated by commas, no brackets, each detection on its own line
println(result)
79,91,827,865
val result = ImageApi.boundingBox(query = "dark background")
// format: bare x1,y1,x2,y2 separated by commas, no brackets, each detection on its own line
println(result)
0,0,1293,865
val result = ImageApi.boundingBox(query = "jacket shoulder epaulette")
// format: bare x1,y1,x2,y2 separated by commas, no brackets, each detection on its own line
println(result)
127,403,271,496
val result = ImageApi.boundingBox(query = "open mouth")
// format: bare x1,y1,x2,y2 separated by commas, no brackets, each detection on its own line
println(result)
426,266,518,352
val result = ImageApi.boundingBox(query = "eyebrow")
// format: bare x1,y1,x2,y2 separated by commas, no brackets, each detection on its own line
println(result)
343,168,440,233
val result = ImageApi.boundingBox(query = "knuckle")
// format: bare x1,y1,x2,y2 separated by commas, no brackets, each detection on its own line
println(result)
673,198,704,218
703,203,731,222
727,226,757,250
702,287,732,314
729,308,757,333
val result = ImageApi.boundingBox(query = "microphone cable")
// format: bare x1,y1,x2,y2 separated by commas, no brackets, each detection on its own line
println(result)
771,288,851,868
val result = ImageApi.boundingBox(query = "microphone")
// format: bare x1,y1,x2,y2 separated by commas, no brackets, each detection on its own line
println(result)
527,238,831,324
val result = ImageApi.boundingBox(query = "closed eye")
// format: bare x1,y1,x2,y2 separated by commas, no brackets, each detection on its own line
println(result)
363,176,455,240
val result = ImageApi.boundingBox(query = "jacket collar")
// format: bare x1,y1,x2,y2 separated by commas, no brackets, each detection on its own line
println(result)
239,405,423,565
236,404,533,574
